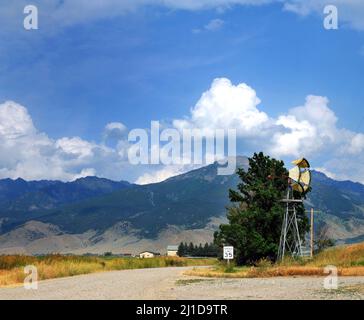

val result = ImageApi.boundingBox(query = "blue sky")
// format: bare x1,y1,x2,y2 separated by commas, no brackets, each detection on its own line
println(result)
0,1,364,183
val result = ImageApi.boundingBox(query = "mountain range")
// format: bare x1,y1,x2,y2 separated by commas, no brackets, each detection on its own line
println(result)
0,156,363,255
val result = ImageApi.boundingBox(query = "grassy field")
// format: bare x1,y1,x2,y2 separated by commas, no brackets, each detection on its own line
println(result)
0,255,215,287
1,242,363,286
185,242,364,278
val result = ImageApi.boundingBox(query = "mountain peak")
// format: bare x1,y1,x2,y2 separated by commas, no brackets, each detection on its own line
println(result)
73,176,104,183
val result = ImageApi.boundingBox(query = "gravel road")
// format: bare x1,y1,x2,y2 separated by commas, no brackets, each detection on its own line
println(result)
0,267,363,300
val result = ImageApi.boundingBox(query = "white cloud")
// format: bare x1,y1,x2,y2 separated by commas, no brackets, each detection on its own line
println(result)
56,137,95,159
272,115,317,157
172,78,364,183
314,167,338,180
1,77,364,184
0,101,35,138
284,0,364,31
205,18,225,31
270,95,338,157
104,122,128,141
72,168,97,181
173,78,269,136
318,155,364,184
105,122,127,133
135,166,188,184
2,0,364,34
0,101,133,182
0,0,273,32
0,100,188,183
194,18,225,33
345,133,364,155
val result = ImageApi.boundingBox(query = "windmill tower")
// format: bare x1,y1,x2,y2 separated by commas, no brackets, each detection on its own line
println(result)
278,158,311,261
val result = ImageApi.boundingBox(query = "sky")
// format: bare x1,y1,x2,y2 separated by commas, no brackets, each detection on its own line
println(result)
0,0,363,183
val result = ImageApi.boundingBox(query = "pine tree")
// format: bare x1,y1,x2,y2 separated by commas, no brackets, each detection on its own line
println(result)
177,242,185,257
204,242,209,256
214,152,310,265
197,243,203,256
188,242,194,256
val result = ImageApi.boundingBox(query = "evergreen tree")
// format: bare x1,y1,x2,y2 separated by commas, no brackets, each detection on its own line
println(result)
188,242,194,256
179,242,219,257
214,152,310,265
184,242,188,256
177,242,185,257
197,243,203,256
204,242,209,256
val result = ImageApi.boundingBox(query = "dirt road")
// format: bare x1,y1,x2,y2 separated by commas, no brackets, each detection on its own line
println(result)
0,267,363,300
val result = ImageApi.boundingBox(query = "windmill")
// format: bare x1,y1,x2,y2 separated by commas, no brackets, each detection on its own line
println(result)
277,158,311,261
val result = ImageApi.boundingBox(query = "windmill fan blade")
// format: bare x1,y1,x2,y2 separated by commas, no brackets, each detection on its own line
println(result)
300,170,311,185
288,158,311,194
289,166,300,182
291,158,310,168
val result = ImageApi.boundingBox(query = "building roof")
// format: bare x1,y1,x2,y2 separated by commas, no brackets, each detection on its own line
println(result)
167,245,179,251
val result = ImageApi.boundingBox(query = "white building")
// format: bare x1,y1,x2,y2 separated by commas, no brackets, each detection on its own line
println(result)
167,245,179,257
139,251,160,258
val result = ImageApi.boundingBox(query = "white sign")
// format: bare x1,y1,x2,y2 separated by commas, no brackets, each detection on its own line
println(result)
223,246,234,260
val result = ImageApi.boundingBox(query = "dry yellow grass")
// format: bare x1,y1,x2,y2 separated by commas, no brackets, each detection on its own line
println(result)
0,255,215,287
306,242,364,267
185,242,364,279
186,265,364,278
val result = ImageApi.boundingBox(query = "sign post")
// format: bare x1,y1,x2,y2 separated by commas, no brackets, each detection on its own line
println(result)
310,208,314,258
223,246,234,265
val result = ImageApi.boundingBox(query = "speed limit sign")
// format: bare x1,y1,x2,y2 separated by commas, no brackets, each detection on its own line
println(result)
223,246,234,260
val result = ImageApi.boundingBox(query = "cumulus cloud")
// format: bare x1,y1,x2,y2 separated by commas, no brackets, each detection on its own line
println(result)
271,115,317,157
0,101,35,138
103,122,128,141
73,168,97,180
0,100,187,183
135,165,189,184
270,95,338,157
172,78,364,183
1,77,364,184
56,137,95,159
345,133,364,155
0,101,132,182
173,78,269,136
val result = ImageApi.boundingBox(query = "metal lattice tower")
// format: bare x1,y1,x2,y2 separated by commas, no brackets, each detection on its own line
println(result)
277,188,303,261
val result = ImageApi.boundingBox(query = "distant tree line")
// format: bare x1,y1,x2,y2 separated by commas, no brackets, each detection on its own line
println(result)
178,242,219,257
